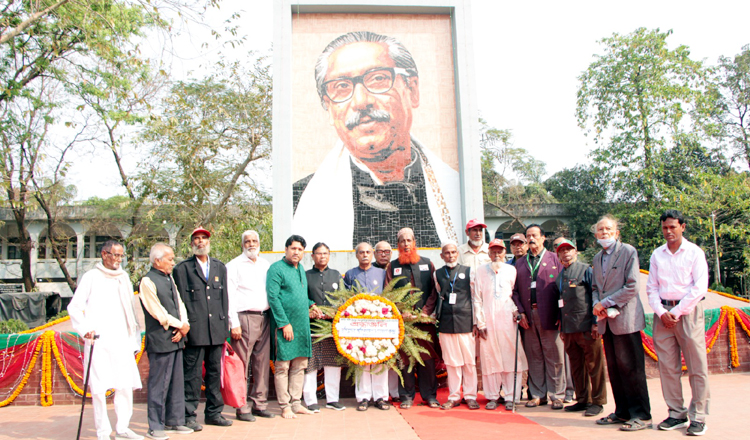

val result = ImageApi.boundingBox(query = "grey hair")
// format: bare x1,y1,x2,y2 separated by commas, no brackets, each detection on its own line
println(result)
241,230,260,245
355,242,373,253
150,243,172,265
315,31,419,109
591,214,620,234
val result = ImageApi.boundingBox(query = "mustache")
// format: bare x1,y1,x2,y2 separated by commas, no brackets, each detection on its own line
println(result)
345,108,391,130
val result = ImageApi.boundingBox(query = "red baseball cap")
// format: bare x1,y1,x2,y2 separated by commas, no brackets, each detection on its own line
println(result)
465,218,488,231
509,233,527,244
191,227,211,238
555,238,576,251
488,238,506,249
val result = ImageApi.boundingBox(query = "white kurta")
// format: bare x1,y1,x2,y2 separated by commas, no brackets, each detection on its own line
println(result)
471,263,528,374
68,263,142,394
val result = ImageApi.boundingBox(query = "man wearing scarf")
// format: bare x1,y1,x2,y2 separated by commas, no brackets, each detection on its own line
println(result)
68,240,143,440
384,228,439,409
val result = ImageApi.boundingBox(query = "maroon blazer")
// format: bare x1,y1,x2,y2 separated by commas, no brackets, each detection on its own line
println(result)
512,250,562,331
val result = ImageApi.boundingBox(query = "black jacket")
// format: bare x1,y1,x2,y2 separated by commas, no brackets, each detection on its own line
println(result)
435,264,473,334
555,261,595,334
173,255,229,346
386,256,437,314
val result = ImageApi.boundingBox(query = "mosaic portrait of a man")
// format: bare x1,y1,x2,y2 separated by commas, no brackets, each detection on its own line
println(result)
291,18,462,250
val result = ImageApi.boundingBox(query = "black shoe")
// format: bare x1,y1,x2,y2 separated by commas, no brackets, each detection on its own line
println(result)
326,402,346,411
251,409,275,418
658,417,689,431
687,421,707,436
235,412,256,422
564,402,591,412
584,404,604,417
205,416,232,427
184,421,203,432
306,404,321,413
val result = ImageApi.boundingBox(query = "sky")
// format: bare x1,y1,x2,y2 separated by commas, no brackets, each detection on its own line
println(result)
71,0,750,200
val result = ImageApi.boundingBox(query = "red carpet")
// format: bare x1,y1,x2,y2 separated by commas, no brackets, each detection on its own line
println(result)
395,389,566,440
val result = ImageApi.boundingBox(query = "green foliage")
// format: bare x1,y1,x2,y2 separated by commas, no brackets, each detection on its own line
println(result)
47,310,68,322
479,119,553,229
140,55,273,229
715,45,750,170
0,318,29,334
710,282,733,294
576,28,716,202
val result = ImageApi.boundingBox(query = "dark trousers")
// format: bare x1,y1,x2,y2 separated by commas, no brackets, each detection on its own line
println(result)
183,344,224,422
399,358,437,403
147,350,185,430
564,331,607,406
602,328,651,421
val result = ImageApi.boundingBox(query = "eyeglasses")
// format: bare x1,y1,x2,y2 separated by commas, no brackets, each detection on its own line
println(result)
105,251,124,259
375,250,391,254
313,252,330,256
322,67,411,103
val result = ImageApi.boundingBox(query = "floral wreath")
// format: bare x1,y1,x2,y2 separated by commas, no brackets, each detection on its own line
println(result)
332,294,405,366
311,277,435,382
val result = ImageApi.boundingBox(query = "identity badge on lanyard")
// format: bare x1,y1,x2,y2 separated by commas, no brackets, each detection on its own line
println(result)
528,251,543,290
445,267,458,305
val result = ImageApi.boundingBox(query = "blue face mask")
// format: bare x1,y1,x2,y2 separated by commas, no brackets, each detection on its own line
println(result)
597,237,617,249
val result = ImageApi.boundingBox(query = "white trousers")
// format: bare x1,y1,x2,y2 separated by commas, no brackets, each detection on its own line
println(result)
388,369,399,398
92,387,133,439
446,364,478,401
302,366,341,405
483,372,522,402
355,367,389,402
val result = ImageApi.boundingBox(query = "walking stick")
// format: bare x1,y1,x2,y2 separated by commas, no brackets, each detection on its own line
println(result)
512,314,521,413
76,334,99,440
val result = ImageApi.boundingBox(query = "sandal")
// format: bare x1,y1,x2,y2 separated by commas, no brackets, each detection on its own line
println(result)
357,400,369,411
374,399,391,410
597,413,626,425
400,401,412,410
620,418,652,431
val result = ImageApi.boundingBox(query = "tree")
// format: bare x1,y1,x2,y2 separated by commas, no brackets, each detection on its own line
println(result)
0,81,52,291
141,56,273,230
716,45,750,170
479,118,552,227
544,164,609,251
576,28,715,202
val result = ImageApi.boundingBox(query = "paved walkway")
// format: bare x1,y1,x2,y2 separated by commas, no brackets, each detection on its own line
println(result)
0,372,746,440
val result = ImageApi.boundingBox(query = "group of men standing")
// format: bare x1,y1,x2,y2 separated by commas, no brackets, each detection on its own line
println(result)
67,208,711,438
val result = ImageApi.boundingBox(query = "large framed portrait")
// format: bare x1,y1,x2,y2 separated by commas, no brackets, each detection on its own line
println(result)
272,1,482,250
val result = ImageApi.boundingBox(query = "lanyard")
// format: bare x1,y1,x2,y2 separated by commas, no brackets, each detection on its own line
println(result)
444,267,459,293
527,249,545,279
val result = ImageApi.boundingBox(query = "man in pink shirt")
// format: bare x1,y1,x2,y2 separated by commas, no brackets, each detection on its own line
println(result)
646,210,709,436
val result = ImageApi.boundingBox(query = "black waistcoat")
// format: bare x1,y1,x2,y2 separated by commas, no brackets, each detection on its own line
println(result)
559,261,594,334
389,256,435,311
142,267,184,353
435,265,473,334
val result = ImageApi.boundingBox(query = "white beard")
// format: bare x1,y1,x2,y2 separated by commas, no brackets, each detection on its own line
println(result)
192,243,211,256
445,261,458,268
469,239,484,247
491,261,503,272
244,248,259,260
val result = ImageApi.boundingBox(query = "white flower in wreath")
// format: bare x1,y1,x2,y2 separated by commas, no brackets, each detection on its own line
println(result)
378,352,386,360
392,338,399,345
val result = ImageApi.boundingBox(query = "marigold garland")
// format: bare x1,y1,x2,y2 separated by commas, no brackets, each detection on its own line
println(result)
19,316,71,334
0,337,42,407
706,307,729,353
331,293,405,366
40,331,54,406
